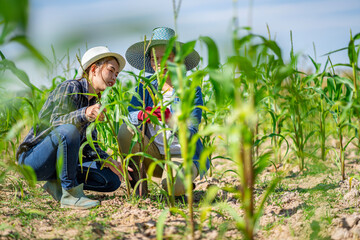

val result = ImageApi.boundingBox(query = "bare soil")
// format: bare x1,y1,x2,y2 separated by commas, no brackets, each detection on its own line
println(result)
1,149,360,240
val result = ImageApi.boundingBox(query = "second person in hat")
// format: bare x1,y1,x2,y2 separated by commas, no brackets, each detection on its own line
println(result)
118,27,210,197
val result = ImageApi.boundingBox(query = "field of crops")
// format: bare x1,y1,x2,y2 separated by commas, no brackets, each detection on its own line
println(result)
1,1,360,240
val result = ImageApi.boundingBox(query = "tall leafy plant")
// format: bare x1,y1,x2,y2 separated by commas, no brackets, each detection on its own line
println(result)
0,0,47,188
198,30,284,239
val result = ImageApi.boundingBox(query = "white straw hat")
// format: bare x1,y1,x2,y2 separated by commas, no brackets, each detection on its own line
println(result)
125,27,200,73
77,46,126,78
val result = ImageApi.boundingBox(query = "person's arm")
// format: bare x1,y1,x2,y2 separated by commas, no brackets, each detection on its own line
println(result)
49,81,107,159
128,82,145,126
50,82,88,127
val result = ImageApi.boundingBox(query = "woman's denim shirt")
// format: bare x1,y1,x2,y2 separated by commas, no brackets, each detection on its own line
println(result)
127,79,210,177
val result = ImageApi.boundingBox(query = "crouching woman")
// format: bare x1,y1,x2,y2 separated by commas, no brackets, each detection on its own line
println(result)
17,46,129,209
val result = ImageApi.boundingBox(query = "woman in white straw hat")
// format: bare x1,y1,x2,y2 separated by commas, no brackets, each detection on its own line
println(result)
118,27,210,197
17,46,131,209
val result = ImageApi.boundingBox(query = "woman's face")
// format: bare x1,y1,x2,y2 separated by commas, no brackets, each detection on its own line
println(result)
150,45,175,74
91,58,120,93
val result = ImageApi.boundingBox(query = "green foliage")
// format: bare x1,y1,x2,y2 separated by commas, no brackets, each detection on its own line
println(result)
0,0,58,192
2,0,360,239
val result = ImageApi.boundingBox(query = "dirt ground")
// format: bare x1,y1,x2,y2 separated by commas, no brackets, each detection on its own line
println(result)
1,148,360,240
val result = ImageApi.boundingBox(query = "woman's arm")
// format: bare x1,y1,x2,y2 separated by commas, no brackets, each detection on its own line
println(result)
49,81,110,160
50,81,88,127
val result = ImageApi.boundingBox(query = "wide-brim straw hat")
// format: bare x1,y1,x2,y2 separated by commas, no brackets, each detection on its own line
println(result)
125,27,200,73
77,46,126,78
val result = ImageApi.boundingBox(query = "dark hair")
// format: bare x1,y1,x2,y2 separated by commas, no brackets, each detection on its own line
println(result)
84,56,119,77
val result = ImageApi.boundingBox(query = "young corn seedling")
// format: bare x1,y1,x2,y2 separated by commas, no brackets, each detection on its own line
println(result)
306,58,344,162
200,76,230,176
281,33,317,171
76,59,137,198
346,32,360,152
199,30,283,239
151,38,179,206
325,75,355,180
254,35,293,166
165,37,207,239
322,32,360,154
0,22,46,187
96,81,134,197
348,31,360,95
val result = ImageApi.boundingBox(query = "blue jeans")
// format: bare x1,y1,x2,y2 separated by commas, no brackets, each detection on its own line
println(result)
18,124,120,192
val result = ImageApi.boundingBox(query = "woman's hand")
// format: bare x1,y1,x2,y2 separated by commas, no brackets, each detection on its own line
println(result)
85,103,107,122
105,159,133,181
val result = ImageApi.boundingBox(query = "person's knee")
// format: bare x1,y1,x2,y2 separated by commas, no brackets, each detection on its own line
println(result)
160,162,199,196
56,124,80,145
107,178,121,192
106,171,121,192
161,175,185,196
118,123,137,153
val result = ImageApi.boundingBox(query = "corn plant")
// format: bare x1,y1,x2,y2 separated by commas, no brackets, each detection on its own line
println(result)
164,38,207,239
76,69,151,198
324,75,354,180
255,32,293,166
279,33,316,171
304,56,328,162
323,32,360,151
200,68,230,176
95,80,133,197
195,28,285,239
114,35,211,238
307,47,357,178
345,32,360,152
0,0,48,188
347,31,360,95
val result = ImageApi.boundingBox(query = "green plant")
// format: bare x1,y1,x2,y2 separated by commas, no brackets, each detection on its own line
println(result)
0,0,47,188
196,28,285,239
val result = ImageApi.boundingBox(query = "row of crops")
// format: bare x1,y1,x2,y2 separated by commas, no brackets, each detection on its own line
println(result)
1,0,360,239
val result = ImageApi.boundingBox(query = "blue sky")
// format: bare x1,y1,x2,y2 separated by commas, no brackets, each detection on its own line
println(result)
4,0,360,88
